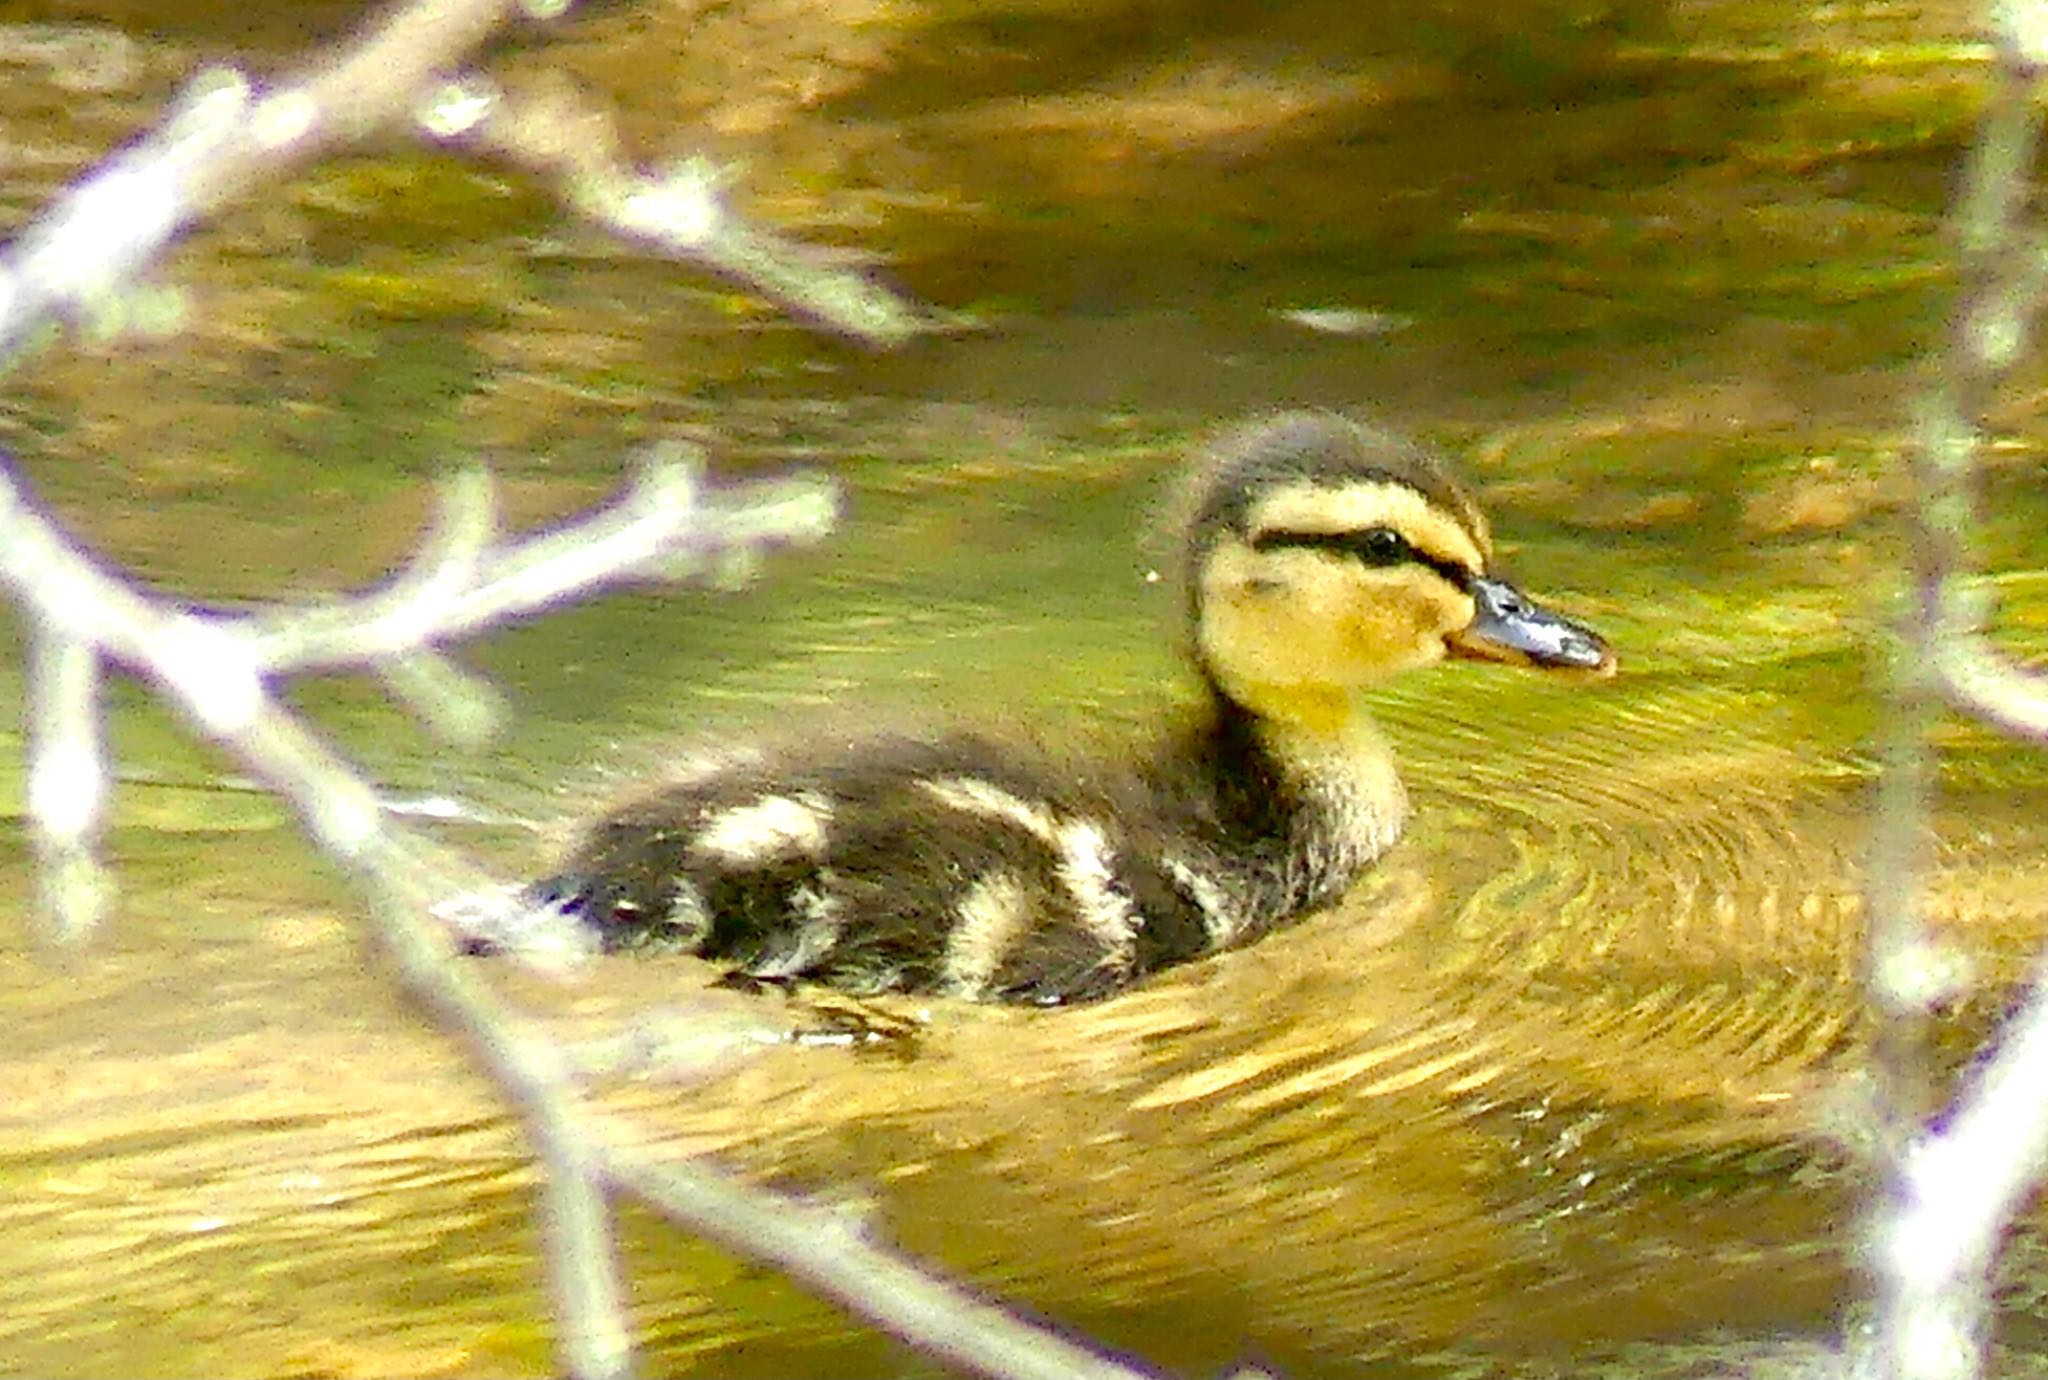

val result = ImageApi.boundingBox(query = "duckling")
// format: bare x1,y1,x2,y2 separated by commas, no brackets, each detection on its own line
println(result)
528,412,1615,1005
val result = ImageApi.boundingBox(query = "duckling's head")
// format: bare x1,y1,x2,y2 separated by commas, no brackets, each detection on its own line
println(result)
1183,412,1613,732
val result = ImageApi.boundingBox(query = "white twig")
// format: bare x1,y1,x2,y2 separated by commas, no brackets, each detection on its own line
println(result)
248,466,499,673
0,438,824,1380
242,448,834,672
376,648,510,748
603,1143,1168,1380
1863,4,2048,1378
426,450,835,640
1937,635,2048,742
0,1,919,360
349,857,641,1380
1884,977,2048,1351
25,623,111,943
412,71,923,344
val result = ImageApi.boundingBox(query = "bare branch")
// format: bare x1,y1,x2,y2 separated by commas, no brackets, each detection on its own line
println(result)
1,0,515,357
243,447,833,676
0,0,922,361
1882,970,2048,1355
538,1129,634,1380
603,1143,1168,1380
249,464,497,672
25,621,112,944
0,436,795,1375
427,450,835,640
415,71,926,343
1938,635,2048,742
348,854,644,1380
1863,5,2048,1378
376,647,511,747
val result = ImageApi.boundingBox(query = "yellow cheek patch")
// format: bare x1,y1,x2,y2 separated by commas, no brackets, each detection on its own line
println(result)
1344,579,1473,654
1248,480,1489,574
1197,537,1480,694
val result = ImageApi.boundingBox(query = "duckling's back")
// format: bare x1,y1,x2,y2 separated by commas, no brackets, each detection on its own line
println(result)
536,728,1244,1004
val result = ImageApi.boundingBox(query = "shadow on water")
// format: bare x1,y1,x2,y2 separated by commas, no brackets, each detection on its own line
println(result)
3,0,2048,1377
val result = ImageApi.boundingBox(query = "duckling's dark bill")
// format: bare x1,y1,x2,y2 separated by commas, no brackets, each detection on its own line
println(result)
1448,576,1615,676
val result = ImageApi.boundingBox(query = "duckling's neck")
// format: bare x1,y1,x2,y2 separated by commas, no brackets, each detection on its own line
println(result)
1202,662,1407,807
1255,693,1407,827
1153,671,1409,943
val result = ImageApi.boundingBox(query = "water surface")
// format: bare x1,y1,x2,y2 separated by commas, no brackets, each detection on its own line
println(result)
3,2,2047,1377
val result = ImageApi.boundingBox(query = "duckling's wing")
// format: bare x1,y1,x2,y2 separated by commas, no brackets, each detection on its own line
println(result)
531,732,1172,1003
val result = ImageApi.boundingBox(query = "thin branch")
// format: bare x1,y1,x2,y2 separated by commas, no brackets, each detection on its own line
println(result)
0,442,832,905
415,71,926,344
251,465,498,672
0,0,518,360
24,622,111,944
0,0,921,362
0,441,769,1378
243,448,834,672
376,647,510,748
1937,634,2048,742
1863,5,2048,1378
536,1124,633,1380
603,1144,1167,1380
1883,961,2048,1334
427,452,836,641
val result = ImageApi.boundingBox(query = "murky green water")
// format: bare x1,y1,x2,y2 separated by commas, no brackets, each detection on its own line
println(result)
4,2,2048,1377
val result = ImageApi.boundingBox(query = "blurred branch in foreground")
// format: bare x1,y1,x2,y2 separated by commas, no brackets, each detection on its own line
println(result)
0,0,921,358
0,1,1159,1378
1863,2,2048,1378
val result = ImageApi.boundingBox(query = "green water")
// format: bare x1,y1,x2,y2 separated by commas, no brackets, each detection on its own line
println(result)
3,1,2048,1377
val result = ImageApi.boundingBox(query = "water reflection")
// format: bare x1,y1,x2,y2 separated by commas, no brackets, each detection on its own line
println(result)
6,402,2045,1377
3,2,2047,1377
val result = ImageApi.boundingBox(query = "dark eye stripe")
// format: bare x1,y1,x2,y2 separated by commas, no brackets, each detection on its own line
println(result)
1250,528,1475,591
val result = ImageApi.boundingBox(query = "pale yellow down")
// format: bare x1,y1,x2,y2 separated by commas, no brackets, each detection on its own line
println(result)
1196,478,1489,762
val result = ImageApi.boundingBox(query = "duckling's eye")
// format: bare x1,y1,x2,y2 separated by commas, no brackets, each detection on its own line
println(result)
1250,526,1416,567
1353,526,1408,565
1248,526,1477,593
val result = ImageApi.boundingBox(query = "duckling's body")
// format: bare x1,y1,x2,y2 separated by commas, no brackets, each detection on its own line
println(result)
546,700,1403,1003
532,413,1613,1004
